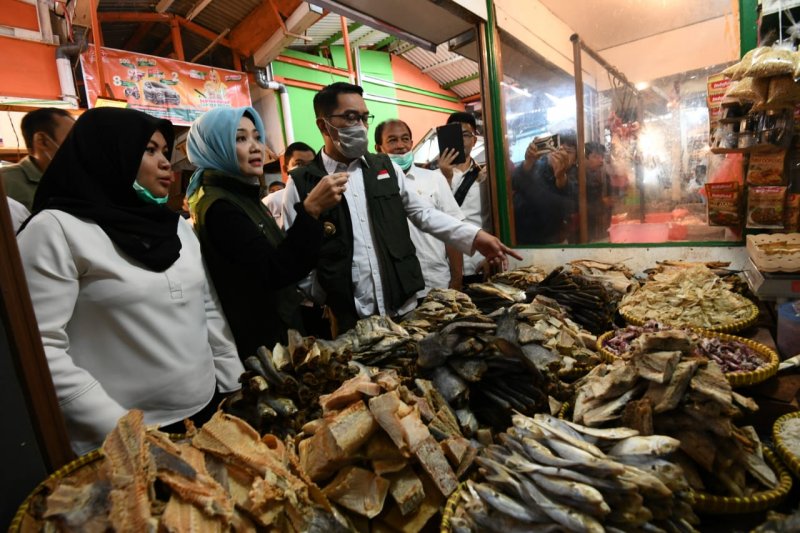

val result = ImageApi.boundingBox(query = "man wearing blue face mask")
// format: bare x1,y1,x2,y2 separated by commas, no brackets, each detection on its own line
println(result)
282,82,521,334
374,119,465,297
1,107,75,211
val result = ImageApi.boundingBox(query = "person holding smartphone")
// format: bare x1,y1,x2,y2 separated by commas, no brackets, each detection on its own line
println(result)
512,131,578,245
437,112,492,285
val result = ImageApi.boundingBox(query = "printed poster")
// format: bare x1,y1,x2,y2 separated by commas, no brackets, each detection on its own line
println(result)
706,73,731,136
80,45,251,125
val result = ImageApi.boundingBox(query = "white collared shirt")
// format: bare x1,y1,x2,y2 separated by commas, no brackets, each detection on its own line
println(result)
447,164,488,276
262,189,284,229
405,165,464,296
282,151,479,319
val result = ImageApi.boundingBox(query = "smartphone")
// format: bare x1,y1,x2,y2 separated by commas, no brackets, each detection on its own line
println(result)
532,134,560,153
437,123,467,165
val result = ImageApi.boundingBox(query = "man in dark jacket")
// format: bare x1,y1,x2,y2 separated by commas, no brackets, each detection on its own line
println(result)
282,82,520,333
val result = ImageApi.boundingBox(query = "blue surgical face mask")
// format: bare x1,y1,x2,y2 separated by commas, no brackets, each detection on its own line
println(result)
133,180,168,205
388,151,414,172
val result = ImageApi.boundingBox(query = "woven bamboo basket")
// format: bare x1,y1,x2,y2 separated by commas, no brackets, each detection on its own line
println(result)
595,329,779,387
692,449,792,514
773,411,800,480
439,482,466,533
10,450,105,532
620,299,759,333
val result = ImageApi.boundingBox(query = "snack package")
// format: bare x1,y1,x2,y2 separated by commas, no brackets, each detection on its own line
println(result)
724,47,764,80
746,151,786,185
747,185,787,229
706,182,742,226
724,77,769,104
745,46,795,78
765,76,800,108
786,193,800,232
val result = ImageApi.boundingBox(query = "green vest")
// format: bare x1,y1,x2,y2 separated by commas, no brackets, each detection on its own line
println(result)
194,172,303,352
290,152,423,333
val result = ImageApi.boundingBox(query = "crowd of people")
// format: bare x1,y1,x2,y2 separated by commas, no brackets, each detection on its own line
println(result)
0,81,520,454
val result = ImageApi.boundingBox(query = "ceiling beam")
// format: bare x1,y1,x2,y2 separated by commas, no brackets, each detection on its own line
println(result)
317,22,362,50
371,35,396,50
122,22,155,50
229,0,301,57
155,0,175,13
442,73,479,89
191,28,230,62
185,0,214,21
179,16,233,48
97,12,171,23
252,2,324,65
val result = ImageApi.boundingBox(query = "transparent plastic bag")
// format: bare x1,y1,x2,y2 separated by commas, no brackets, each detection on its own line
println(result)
724,77,769,103
723,47,763,80
745,46,795,78
766,75,800,107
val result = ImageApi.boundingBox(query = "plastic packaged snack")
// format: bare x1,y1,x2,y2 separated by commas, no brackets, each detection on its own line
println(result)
724,77,769,104
765,76,800,108
706,182,742,226
747,151,786,185
786,193,800,232
723,47,764,80
747,185,787,229
745,46,795,78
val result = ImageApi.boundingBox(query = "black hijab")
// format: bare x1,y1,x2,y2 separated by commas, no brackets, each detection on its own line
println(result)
28,108,181,272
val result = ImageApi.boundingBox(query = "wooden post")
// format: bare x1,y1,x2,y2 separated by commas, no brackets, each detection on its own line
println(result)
571,34,588,244
90,0,106,97
170,17,184,60
340,16,355,83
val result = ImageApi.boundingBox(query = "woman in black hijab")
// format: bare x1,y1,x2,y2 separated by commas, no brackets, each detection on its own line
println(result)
17,108,244,455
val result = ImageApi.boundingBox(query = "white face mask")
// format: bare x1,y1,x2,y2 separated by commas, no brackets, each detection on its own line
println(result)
326,122,369,160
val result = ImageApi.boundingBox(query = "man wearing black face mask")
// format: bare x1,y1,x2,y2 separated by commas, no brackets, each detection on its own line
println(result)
282,82,521,334
1,107,75,211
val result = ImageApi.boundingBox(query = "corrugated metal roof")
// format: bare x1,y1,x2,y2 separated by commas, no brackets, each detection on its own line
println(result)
94,2,481,99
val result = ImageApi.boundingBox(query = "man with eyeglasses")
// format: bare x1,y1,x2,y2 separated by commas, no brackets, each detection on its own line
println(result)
282,82,521,335
437,112,492,285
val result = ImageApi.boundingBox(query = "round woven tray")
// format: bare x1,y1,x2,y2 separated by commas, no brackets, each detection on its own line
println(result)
692,449,792,514
619,299,759,333
439,482,465,533
10,450,104,532
595,330,779,388
773,411,800,480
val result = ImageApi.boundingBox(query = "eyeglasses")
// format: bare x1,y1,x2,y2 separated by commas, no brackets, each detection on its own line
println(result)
328,112,375,127
462,132,476,140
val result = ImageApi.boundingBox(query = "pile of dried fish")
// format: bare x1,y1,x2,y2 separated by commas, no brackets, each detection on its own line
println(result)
41,410,346,532
449,413,699,532
415,310,571,432
619,266,754,329
574,330,779,498
646,260,749,295
528,266,616,333
403,288,483,330
507,295,602,373
603,322,768,373
569,259,638,303
225,331,358,437
754,508,800,533
297,369,474,532
490,264,547,289
463,282,527,313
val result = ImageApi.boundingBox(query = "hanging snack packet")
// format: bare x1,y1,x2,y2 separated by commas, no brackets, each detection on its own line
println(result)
746,46,795,78
724,77,769,104
785,193,800,232
746,151,786,185
747,186,787,229
706,182,742,226
765,76,800,108
723,47,764,80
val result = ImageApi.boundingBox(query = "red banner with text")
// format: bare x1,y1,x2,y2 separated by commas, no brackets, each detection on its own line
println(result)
80,45,251,126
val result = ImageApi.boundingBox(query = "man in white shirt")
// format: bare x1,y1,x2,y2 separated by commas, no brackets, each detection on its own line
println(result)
437,112,492,284
374,119,465,296
282,82,520,333
263,141,315,229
